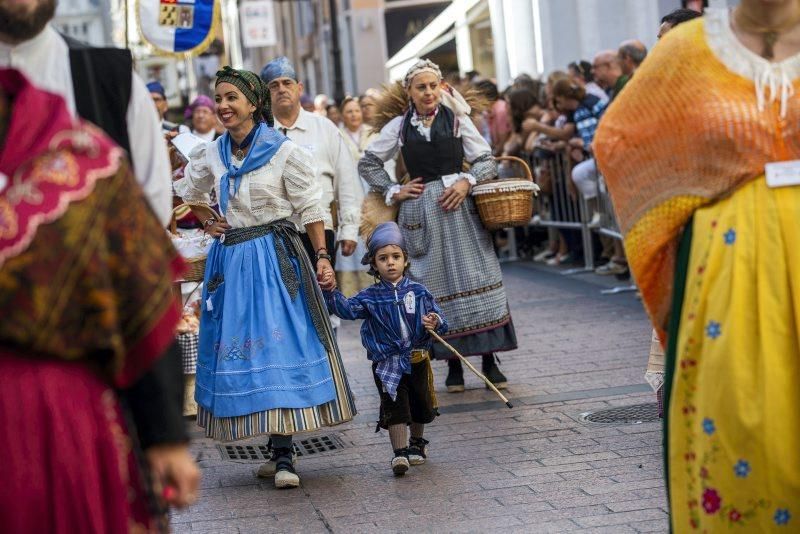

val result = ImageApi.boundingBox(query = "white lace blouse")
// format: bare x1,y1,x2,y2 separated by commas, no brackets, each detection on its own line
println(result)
705,7,800,118
174,140,326,229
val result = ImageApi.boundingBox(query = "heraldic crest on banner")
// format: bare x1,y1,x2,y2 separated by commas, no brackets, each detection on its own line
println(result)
138,0,219,56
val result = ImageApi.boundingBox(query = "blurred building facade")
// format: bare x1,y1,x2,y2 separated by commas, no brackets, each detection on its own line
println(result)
60,0,733,105
246,0,733,98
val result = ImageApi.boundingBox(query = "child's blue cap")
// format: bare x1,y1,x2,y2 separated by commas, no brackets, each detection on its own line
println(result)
361,222,406,265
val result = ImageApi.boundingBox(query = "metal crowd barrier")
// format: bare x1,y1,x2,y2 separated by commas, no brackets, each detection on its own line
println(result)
525,148,595,273
594,171,637,294
515,149,637,294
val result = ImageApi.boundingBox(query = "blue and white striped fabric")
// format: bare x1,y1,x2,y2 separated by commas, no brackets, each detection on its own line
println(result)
324,276,447,399
139,0,216,55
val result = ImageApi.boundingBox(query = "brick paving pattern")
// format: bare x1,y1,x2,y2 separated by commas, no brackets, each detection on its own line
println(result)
174,263,668,533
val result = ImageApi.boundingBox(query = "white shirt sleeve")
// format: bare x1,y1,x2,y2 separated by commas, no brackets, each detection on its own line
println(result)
126,73,173,226
283,145,326,227
365,117,403,162
330,127,364,243
458,115,493,162
174,142,214,204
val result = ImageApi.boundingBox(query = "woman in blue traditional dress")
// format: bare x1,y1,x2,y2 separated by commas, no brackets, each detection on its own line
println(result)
175,67,356,489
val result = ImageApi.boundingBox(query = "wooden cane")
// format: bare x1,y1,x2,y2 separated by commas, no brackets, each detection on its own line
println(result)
427,329,513,409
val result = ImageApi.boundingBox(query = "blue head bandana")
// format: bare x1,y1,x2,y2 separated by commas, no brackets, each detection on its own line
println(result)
146,81,165,97
362,222,406,265
217,123,288,214
260,56,297,85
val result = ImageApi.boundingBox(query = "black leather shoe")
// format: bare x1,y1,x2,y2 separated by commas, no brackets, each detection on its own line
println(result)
482,354,508,389
445,359,465,392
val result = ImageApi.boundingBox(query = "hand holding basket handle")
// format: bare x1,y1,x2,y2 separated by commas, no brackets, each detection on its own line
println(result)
169,203,221,283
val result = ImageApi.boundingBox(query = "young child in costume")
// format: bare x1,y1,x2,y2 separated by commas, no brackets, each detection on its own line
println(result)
324,222,447,475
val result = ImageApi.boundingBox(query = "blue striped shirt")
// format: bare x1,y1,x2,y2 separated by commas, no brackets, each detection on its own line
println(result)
324,277,447,399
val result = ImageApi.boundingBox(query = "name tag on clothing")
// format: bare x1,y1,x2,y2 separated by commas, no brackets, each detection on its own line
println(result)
404,292,416,314
765,160,800,188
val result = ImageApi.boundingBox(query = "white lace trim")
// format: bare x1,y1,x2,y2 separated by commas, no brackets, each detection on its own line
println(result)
705,7,800,118
409,108,439,141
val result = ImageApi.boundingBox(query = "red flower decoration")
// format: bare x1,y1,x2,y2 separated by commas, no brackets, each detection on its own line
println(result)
729,509,741,522
711,220,718,228
690,518,699,529
700,467,708,479
702,488,722,514
685,452,696,462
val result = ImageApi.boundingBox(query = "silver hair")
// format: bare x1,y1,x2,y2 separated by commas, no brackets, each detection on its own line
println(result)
403,59,443,89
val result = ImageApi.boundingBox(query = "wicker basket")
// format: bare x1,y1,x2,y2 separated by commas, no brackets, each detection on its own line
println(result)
169,203,220,283
472,156,539,231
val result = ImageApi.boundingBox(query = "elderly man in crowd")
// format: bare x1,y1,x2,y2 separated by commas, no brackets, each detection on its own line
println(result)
261,56,363,270
147,80,188,135
0,0,172,225
618,40,648,78
575,42,647,276
591,50,625,99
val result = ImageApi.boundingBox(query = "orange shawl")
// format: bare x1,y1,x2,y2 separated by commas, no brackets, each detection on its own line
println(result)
593,18,800,339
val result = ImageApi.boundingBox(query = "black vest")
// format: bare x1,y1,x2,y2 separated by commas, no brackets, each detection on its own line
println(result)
64,36,133,160
400,105,464,183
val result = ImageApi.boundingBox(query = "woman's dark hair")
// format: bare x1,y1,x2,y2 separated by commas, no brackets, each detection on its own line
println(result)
552,78,586,102
474,79,499,102
661,8,702,26
507,88,540,133
567,60,593,83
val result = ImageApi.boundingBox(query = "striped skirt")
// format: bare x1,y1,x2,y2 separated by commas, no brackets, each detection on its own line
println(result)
196,223,357,441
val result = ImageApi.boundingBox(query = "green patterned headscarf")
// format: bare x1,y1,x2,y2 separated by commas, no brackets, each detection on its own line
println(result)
215,66,274,125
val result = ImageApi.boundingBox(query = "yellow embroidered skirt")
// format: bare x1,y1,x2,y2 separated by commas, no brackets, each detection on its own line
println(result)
666,177,800,531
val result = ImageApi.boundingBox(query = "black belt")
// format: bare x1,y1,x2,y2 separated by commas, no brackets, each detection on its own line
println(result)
221,220,294,246
219,220,300,299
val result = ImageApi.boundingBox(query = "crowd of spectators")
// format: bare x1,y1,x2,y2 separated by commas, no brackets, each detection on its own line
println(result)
443,7,702,276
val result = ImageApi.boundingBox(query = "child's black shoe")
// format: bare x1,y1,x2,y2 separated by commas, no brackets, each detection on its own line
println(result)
408,437,429,465
391,448,410,476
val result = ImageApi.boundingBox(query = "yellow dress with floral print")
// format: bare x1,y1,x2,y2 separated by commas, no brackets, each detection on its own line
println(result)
592,12,800,531
669,176,800,531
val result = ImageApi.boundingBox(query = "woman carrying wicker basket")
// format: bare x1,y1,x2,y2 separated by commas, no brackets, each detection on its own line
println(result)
174,67,356,490
359,59,518,393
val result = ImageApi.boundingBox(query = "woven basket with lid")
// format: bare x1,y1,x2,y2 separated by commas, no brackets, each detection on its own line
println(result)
472,156,539,231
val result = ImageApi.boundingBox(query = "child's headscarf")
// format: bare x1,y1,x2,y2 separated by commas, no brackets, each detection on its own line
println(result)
215,66,274,126
361,222,406,266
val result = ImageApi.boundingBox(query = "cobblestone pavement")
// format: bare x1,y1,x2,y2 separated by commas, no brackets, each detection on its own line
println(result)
174,262,669,533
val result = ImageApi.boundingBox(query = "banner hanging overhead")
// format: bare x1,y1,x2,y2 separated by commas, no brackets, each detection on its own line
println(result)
138,0,219,56
240,0,277,48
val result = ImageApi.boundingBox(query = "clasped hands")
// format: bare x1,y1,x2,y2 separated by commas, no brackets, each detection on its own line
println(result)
317,258,336,291
392,177,471,212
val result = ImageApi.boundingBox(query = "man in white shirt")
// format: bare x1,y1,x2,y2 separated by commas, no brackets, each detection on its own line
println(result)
0,0,172,225
261,56,362,265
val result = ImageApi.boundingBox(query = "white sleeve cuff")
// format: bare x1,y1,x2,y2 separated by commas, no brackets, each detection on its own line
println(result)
385,184,402,206
441,172,476,189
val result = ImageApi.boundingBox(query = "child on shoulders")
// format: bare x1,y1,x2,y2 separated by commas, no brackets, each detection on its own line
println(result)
323,222,447,476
